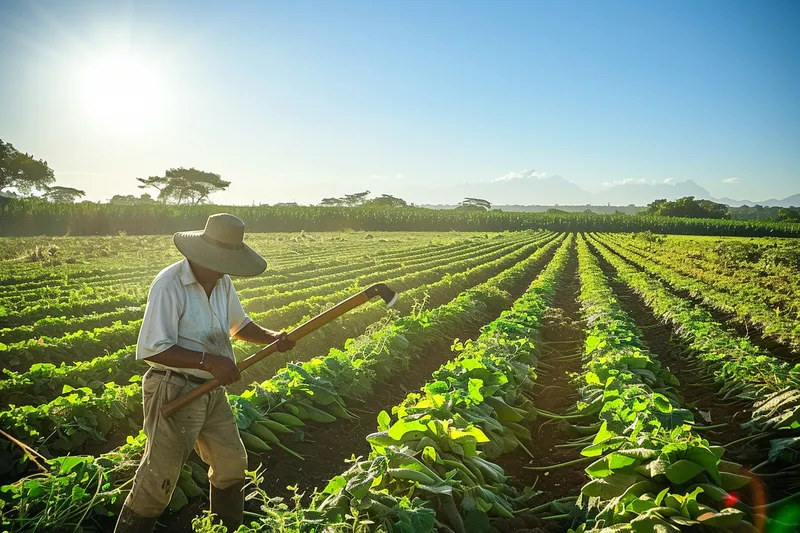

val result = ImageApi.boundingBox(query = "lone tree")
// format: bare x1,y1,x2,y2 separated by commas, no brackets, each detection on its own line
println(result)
343,191,371,206
137,168,230,205
645,196,728,219
0,139,55,195
320,197,345,207
319,191,372,207
457,197,492,211
364,194,408,208
43,186,86,203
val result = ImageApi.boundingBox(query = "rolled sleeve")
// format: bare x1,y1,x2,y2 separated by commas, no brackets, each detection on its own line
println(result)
226,278,251,335
136,281,181,360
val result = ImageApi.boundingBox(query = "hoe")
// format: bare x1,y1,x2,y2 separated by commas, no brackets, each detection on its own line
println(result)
160,283,398,418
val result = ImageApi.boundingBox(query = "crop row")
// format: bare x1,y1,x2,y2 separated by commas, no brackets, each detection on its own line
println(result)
610,234,800,310
0,234,519,343
0,232,495,294
611,233,800,328
0,234,392,289
600,233,800,352
567,235,761,532
587,235,800,478
0,234,555,411
237,234,534,314
212,234,574,533
1,234,524,329
0,236,564,482
0,235,544,376
0,235,503,342
230,234,559,386
0,234,568,531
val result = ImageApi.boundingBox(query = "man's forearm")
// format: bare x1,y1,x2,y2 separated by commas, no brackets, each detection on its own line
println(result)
234,321,281,344
147,345,205,370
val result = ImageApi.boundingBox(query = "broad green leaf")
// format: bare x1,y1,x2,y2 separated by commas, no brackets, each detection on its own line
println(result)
628,497,657,514
467,378,484,404
71,485,88,501
719,472,752,491
425,381,449,395
586,453,638,478
388,419,428,441
451,426,489,444
655,487,670,506
585,371,602,385
586,335,607,355
581,436,625,458
582,473,641,498
686,445,720,485
321,476,346,495
392,507,436,533
665,459,704,485
652,394,673,414
421,446,439,465
592,421,616,444
377,410,391,431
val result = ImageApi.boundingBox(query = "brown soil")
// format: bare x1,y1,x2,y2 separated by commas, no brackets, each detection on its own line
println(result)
494,245,589,532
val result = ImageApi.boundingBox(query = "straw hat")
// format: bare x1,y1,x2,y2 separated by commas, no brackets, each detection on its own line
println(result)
173,213,267,276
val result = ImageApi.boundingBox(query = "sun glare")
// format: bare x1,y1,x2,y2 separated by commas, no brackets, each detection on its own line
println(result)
78,52,164,132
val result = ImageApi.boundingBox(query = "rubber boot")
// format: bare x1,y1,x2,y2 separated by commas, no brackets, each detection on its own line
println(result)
210,480,245,529
113,504,158,533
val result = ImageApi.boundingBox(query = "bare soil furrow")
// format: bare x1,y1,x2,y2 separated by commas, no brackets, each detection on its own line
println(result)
494,245,587,533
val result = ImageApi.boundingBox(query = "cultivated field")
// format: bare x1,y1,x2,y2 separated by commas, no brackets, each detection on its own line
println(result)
1,231,799,532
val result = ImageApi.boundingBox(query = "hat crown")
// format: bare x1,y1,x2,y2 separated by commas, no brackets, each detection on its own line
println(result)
203,213,245,249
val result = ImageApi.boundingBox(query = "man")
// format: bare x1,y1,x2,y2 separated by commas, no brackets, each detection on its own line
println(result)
115,213,295,532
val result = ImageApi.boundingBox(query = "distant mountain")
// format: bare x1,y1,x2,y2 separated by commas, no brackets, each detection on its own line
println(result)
716,193,800,208
390,174,592,205
594,180,714,206
775,193,800,207
395,176,799,208
468,175,592,205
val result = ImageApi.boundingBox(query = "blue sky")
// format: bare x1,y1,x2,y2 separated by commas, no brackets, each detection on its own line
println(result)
1,0,798,204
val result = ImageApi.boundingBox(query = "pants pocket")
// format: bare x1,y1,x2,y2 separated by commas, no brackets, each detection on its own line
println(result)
159,379,188,406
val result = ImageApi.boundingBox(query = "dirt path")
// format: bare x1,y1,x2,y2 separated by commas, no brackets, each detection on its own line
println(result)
494,245,588,532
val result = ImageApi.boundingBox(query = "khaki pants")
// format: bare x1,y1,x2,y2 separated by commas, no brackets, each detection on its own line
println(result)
124,368,248,517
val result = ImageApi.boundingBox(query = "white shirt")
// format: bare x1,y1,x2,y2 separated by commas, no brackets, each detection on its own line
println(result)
136,258,252,379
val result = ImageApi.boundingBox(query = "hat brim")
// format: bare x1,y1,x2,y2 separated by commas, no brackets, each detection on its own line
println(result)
173,231,267,277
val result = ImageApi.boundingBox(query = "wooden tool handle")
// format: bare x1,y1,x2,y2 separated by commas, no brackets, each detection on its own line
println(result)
160,288,378,418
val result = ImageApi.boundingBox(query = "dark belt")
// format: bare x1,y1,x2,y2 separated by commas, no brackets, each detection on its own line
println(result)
148,368,211,385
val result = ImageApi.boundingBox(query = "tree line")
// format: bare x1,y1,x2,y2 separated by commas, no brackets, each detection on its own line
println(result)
4,137,796,220
1,138,496,209
641,196,800,222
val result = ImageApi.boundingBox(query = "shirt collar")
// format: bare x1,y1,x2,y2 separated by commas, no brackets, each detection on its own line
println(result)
178,258,199,286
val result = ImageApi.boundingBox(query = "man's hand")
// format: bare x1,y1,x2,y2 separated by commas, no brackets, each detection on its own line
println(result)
274,331,295,353
203,353,241,385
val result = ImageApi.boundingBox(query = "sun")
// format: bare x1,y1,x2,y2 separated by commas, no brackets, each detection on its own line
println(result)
78,52,164,132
